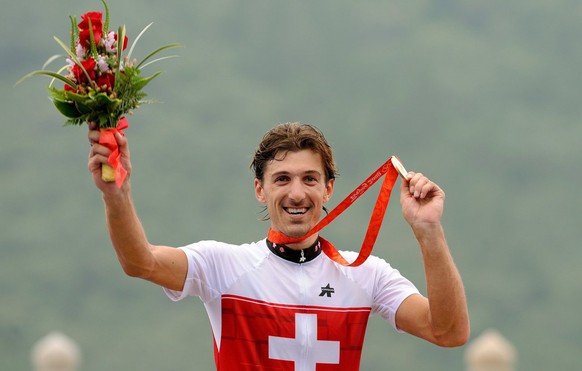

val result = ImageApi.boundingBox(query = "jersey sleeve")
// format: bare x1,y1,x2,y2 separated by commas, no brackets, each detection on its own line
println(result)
370,257,420,332
163,240,266,303
163,240,221,302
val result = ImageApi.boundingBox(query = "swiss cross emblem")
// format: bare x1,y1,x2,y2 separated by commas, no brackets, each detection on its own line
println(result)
218,295,371,370
269,313,340,369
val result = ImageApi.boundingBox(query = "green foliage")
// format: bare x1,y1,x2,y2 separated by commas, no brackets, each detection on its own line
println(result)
15,0,180,129
42,66,158,127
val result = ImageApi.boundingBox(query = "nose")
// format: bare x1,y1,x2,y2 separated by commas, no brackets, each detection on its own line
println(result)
287,179,306,203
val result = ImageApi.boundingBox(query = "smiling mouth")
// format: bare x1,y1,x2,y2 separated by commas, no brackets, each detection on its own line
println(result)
285,207,308,215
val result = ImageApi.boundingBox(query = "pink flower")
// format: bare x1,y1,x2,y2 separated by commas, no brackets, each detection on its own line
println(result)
96,55,109,72
103,31,117,53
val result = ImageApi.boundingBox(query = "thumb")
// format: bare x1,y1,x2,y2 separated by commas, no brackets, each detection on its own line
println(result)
115,131,128,150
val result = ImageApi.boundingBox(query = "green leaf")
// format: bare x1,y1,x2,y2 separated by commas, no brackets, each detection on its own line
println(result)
15,70,77,89
139,55,179,70
98,114,112,128
74,100,92,115
136,43,182,69
101,0,110,32
53,36,77,62
114,25,126,90
93,92,118,106
62,90,91,103
87,18,99,59
53,99,82,119
41,55,63,70
127,22,154,62
132,72,162,91
69,16,76,53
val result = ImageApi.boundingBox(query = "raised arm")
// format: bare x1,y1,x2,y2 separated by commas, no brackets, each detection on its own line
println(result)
394,172,470,347
88,122,187,291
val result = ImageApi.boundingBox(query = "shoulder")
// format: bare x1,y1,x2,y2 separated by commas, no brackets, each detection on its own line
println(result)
180,239,269,267
333,250,394,272
321,251,398,290
330,251,416,295
181,239,267,253
174,239,271,301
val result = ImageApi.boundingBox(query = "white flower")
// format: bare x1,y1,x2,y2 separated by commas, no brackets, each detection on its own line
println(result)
75,43,86,59
104,31,117,53
97,55,109,72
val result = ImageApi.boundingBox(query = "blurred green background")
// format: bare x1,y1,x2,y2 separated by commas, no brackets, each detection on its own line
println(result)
2,0,581,369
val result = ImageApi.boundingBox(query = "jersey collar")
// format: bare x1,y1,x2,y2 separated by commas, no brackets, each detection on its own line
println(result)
266,238,322,264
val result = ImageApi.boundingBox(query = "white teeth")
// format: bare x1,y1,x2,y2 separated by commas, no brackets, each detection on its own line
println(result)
287,208,307,215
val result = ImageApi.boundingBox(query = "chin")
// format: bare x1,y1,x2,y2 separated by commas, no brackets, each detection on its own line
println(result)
281,225,311,238
282,230,305,238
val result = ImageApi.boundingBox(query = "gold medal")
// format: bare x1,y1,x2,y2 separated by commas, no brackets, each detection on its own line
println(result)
390,156,409,180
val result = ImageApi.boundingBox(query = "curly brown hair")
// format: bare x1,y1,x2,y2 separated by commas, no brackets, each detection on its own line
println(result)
250,122,338,182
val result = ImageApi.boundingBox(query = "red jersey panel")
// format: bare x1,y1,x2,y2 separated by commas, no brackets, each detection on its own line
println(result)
218,295,370,370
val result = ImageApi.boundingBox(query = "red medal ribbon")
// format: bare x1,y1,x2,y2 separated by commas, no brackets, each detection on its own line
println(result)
268,157,400,267
98,117,129,188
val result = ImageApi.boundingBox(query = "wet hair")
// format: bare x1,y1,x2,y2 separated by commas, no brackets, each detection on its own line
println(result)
250,122,338,182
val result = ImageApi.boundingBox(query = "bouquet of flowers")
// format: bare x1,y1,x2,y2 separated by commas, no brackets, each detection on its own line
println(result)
18,0,180,186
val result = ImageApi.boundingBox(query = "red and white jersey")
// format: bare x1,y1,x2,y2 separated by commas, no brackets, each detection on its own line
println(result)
164,239,419,370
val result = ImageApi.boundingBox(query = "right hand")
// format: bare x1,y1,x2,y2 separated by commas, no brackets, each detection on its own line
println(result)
87,121,132,193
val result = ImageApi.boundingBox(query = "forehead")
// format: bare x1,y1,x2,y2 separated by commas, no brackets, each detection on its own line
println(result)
264,150,325,176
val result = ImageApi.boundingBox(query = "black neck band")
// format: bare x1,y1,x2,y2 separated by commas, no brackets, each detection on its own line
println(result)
266,238,322,264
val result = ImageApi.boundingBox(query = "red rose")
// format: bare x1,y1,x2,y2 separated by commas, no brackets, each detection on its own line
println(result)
114,33,129,51
78,11,103,47
71,58,97,84
96,72,115,90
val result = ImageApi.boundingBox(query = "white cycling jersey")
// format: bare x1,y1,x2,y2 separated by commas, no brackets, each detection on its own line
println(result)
164,238,418,371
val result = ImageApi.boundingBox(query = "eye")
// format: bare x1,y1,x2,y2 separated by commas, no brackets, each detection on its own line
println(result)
304,175,318,184
275,175,290,183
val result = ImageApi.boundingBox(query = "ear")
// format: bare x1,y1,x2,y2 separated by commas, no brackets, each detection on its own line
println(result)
323,178,335,203
254,178,266,204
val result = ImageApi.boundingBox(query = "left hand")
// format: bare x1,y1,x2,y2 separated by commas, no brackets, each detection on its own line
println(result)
399,172,445,229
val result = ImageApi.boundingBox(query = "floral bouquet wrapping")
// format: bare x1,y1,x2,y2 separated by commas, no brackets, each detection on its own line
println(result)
18,0,180,187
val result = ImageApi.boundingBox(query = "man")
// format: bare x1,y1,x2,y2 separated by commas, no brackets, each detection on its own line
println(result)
88,121,469,370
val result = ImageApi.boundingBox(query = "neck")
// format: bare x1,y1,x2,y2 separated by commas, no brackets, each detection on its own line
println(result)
267,227,319,250
286,234,319,250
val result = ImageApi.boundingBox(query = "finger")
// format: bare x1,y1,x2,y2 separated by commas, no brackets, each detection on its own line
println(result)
412,173,440,199
88,122,101,145
88,152,109,172
115,132,130,159
407,172,424,197
410,172,436,199
88,131,100,146
115,131,128,147
399,175,411,196
89,143,112,159
418,179,435,199
415,178,433,199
